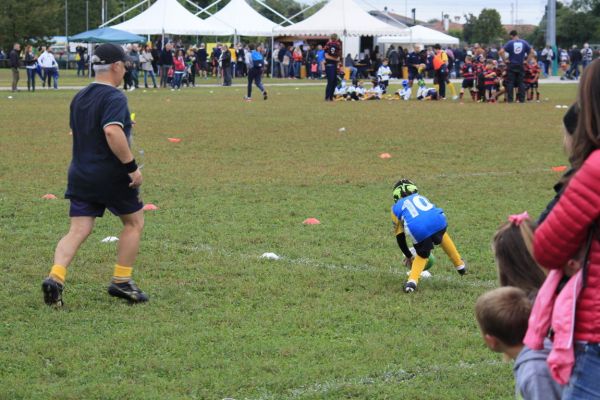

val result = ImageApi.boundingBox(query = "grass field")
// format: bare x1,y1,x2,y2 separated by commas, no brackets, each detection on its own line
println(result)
0,78,577,399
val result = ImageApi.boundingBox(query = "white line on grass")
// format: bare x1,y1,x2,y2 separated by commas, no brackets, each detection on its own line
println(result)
162,243,496,290
244,359,504,400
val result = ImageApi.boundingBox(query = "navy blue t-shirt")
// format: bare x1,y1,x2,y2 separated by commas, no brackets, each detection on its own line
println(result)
65,83,135,202
503,39,531,65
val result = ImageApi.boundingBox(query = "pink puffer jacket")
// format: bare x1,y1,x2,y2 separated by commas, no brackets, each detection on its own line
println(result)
534,149,600,343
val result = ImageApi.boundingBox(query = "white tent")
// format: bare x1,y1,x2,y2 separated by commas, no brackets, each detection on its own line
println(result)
273,0,408,37
111,0,232,36
202,0,280,36
377,25,459,45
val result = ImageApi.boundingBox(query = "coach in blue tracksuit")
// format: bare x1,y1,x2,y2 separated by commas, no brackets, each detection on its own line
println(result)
500,30,531,103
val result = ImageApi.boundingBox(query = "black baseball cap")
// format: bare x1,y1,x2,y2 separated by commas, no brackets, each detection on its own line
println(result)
91,43,128,65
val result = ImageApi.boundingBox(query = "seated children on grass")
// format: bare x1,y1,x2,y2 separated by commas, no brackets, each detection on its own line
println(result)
346,80,365,101
364,77,384,100
390,179,466,293
475,287,563,400
333,78,348,100
395,79,412,100
416,79,438,100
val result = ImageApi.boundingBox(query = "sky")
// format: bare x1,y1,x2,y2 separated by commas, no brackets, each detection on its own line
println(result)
308,0,550,25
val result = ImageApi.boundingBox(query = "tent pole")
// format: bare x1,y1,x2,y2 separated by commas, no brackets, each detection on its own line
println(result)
193,0,223,17
271,33,274,78
253,0,294,25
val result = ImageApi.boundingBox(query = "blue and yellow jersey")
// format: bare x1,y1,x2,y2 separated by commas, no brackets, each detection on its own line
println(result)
391,193,447,243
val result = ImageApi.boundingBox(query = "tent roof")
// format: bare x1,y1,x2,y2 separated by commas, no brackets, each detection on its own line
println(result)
111,0,231,36
377,25,459,45
69,27,146,43
274,0,408,37
203,0,280,36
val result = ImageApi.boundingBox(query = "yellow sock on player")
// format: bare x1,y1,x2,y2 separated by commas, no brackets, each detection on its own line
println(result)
448,82,457,97
408,256,428,284
440,233,463,267
113,264,133,283
49,264,67,284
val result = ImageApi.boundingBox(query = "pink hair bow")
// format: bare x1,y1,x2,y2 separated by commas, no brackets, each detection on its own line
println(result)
508,211,530,226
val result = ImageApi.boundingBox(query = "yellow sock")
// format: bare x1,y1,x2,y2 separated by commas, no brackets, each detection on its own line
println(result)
441,233,463,267
448,83,457,97
49,264,67,284
113,264,133,283
408,256,428,284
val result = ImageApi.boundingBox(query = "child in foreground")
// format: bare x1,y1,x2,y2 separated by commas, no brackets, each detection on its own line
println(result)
391,179,466,292
475,287,563,400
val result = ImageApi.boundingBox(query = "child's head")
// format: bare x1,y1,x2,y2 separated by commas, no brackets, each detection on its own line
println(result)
492,212,546,296
465,55,472,63
475,286,531,352
401,79,409,88
417,78,426,88
383,58,389,65
486,59,494,67
392,179,418,201
563,103,579,155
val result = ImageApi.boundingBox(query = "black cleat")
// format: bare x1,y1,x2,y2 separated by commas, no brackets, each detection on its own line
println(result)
456,260,467,276
404,281,417,293
263,90,268,100
108,280,149,303
42,277,64,307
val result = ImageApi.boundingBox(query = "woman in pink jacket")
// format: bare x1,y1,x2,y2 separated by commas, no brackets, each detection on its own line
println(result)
533,59,600,399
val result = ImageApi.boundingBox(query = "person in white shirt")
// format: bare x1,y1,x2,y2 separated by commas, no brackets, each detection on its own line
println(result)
395,79,412,100
582,43,593,69
376,58,391,93
37,46,59,89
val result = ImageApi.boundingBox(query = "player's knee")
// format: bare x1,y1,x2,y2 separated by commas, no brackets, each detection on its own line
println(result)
124,215,144,233
69,224,93,240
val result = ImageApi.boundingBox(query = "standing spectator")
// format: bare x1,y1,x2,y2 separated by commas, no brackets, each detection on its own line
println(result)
150,42,159,74
139,44,157,88
316,44,325,78
24,45,37,92
76,46,86,77
387,45,400,78
236,44,246,77
281,46,291,78
211,43,222,78
566,44,582,79
9,43,21,92
272,44,280,78
228,44,236,78
38,46,59,89
41,43,148,307
159,43,173,88
324,33,342,101
198,43,208,79
128,44,140,89
432,44,448,99
532,59,600,399
185,47,196,87
345,54,357,80
244,43,267,101
172,49,185,90
292,47,303,79
541,45,554,76
453,45,464,79
581,43,593,70
220,44,232,86
0,48,6,61
499,30,531,103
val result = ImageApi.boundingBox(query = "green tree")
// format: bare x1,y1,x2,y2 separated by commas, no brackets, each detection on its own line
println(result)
0,0,63,50
461,13,477,44
472,8,505,45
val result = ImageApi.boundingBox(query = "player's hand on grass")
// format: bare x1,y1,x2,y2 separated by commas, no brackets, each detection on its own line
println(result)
128,169,143,188
404,257,413,268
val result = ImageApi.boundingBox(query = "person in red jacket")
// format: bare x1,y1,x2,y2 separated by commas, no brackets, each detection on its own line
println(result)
533,59,600,400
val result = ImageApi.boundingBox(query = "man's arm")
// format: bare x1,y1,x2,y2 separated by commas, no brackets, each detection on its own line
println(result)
104,124,142,188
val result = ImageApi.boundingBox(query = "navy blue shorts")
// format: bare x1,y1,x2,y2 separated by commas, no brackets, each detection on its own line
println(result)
408,70,421,81
69,196,143,217
462,79,474,89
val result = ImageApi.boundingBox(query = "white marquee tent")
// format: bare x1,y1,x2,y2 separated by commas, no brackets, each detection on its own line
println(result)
111,0,232,36
377,25,459,45
273,0,408,37
202,0,281,36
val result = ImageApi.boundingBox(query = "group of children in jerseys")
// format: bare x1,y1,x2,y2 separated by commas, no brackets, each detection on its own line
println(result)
333,53,542,103
391,104,584,400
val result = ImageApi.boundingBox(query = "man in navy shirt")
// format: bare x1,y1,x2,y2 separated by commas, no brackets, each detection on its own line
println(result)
499,30,531,103
42,43,148,306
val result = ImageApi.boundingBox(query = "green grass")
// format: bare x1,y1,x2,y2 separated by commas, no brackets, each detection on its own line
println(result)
0,83,577,399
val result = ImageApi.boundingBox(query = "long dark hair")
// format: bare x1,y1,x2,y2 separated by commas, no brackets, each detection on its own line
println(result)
571,59,600,169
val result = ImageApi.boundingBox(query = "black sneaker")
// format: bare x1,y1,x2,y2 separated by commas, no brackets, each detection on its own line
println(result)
108,280,149,303
42,277,64,307
404,281,417,293
263,90,268,100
